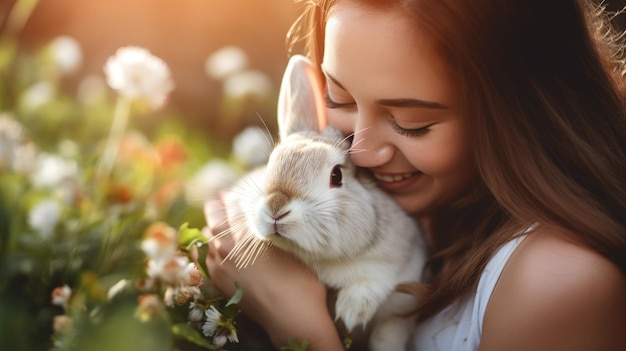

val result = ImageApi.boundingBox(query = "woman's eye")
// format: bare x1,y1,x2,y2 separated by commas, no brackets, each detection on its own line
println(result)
391,121,433,137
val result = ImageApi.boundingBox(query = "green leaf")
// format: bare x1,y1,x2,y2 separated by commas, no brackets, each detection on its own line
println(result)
171,323,216,350
226,282,243,307
178,222,207,251
279,337,310,351
222,282,243,318
195,242,210,278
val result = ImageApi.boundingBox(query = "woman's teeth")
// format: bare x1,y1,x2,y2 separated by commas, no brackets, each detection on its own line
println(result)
373,172,415,183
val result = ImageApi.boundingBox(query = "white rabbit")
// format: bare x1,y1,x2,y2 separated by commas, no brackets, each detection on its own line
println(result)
221,55,427,351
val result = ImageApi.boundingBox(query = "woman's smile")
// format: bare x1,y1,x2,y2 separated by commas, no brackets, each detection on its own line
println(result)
372,171,421,191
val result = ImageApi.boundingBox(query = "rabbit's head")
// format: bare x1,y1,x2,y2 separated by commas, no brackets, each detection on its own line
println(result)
227,55,381,268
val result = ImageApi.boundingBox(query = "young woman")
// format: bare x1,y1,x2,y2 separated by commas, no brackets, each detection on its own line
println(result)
204,0,626,350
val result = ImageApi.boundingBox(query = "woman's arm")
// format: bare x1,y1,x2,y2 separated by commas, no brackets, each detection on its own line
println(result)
204,198,345,351
480,226,626,351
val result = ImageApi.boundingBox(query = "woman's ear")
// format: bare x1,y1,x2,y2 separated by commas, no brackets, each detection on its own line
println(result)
276,55,328,140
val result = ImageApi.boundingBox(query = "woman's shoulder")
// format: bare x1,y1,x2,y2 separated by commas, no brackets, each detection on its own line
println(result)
479,225,626,351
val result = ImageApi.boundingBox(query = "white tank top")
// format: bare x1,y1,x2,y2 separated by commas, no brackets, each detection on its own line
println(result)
408,234,528,351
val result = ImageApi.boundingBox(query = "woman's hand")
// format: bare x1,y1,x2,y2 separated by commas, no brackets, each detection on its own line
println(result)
203,196,345,351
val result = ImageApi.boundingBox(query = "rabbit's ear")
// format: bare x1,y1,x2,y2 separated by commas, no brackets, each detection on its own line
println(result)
277,55,327,140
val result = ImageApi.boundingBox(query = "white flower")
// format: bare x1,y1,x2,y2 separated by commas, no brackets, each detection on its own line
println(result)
188,302,205,323
223,69,273,99
205,46,248,80
146,255,190,287
29,153,78,188
140,222,178,260
51,285,72,309
21,81,55,110
184,160,240,205
104,46,174,109
202,305,223,337
49,35,82,74
0,114,25,171
28,199,61,237
226,331,239,343
213,335,228,348
232,126,271,168
163,285,201,307
0,113,24,140
183,262,204,287
202,306,239,344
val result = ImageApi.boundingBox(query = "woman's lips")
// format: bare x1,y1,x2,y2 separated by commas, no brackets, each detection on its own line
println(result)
372,171,420,191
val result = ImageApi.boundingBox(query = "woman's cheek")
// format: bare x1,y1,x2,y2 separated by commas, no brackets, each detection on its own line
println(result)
325,108,355,135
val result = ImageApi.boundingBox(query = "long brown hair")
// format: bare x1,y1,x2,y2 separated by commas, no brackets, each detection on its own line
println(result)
288,0,626,319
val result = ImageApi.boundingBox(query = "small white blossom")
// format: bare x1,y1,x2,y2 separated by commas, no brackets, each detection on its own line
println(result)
226,331,239,343
205,46,248,80
213,335,228,348
188,302,205,323
28,199,61,238
49,35,82,74
51,285,72,309
21,81,55,110
184,160,240,205
183,262,204,287
0,113,24,140
104,46,174,109
163,285,201,307
232,126,271,168
140,222,178,260
0,114,25,171
223,69,273,100
202,306,239,344
29,153,78,188
202,305,223,337
146,255,190,287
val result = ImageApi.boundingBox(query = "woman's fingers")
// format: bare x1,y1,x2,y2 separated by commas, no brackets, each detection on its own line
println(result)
204,198,229,236
203,197,237,257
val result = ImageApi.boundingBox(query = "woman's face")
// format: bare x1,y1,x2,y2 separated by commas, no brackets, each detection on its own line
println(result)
322,1,474,218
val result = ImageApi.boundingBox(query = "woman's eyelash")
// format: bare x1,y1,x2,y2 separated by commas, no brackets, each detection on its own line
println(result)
391,121,433,137
325,94,354,109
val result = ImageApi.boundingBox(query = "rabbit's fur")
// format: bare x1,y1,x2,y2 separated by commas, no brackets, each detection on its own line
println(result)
222,55,426,351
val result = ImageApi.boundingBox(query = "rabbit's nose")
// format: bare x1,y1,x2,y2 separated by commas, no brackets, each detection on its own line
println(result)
272,210,291,235
273,210,291,221
266,190,292,214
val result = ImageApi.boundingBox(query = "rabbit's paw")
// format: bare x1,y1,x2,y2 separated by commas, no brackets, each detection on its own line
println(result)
335,285,381,331
368,315,416,351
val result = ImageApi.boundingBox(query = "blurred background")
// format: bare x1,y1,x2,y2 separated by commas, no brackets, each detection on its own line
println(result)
1,1,626,351
3,0,626,143
2,0,303,144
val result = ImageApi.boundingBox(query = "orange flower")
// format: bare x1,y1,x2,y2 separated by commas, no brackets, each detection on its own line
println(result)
155,136,187,171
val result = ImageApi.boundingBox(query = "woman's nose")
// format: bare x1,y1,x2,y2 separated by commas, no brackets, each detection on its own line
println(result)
349,119,394,168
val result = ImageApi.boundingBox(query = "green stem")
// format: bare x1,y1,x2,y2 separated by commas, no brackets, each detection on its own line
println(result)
3,0,41,37
96,97,131,179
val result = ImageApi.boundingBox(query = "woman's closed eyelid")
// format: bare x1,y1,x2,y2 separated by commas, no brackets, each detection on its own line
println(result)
391,121,433,137
325,92,356,109
388,109,436,136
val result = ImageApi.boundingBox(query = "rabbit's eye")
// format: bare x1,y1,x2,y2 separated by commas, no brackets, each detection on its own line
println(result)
330,165,343,188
